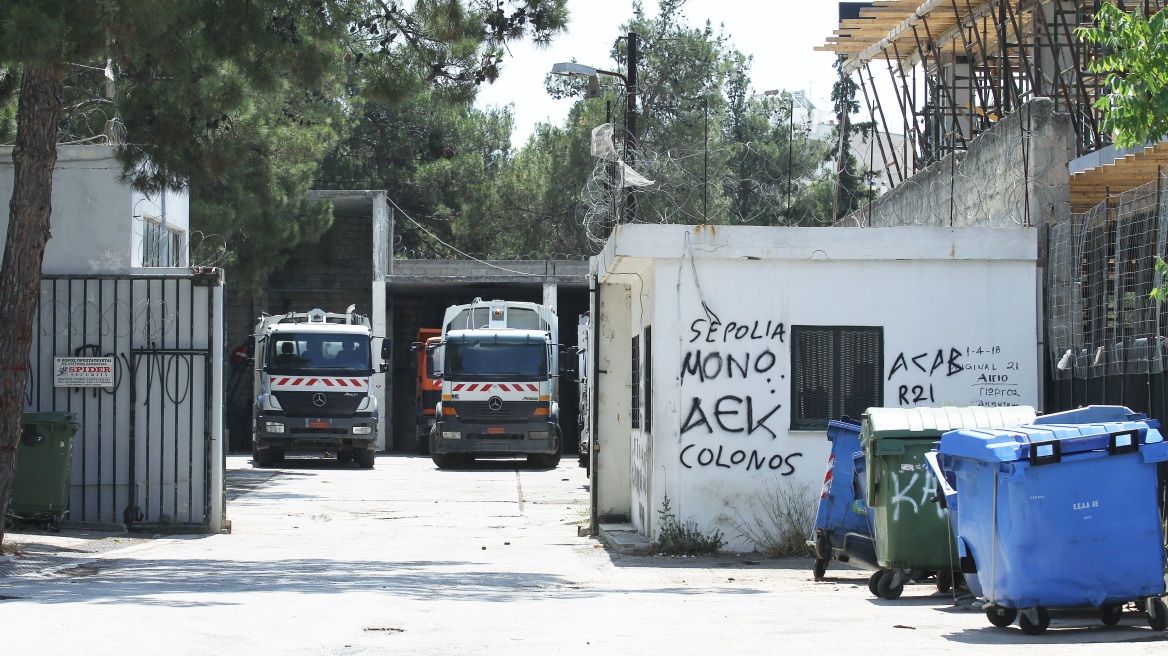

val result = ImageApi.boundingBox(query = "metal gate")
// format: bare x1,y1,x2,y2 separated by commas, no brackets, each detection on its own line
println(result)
26,272,225,531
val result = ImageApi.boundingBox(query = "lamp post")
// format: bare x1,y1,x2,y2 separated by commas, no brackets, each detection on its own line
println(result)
551,31,638,230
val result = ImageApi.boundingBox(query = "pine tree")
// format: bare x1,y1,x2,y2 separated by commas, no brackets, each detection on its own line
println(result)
0,0,567,549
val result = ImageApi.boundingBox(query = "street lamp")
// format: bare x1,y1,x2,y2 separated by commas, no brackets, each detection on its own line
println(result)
550,32,638,228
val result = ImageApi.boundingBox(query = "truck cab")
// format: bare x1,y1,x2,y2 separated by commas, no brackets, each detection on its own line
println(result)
252,308,385,468
427,299,567,468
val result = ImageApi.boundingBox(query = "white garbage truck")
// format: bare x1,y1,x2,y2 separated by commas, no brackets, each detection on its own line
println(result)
424,298,571,469
252,307,387,468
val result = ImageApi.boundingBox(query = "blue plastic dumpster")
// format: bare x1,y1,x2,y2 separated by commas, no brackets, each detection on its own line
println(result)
1032,405,1147,425
809,417,877,579
930,420,1168,634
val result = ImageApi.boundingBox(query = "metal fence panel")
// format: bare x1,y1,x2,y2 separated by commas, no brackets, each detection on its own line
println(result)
27,273,223,529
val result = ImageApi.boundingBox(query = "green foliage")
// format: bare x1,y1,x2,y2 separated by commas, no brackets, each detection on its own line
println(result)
530,0,832,239
1151,255,1168,303
720,479,816,559
1079,5,1168,148
652,493,725,556
829,54,875,222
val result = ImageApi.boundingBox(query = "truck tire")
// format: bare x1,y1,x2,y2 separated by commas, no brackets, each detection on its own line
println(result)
254,444,276,468
429,428,455,469
356,448,375,469
528,428,563,469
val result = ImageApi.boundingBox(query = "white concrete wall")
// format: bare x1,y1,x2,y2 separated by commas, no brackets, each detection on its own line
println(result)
597,224,1039,551
0,145,189,273
596,281,634,521
0,146,131,274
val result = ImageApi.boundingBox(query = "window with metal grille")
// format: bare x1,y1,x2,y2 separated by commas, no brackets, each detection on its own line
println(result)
141,216,186,267
631,335,641,429
791,326,883,431
643,326,652,433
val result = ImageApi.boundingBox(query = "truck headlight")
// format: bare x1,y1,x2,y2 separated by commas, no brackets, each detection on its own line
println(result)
265,422,285,434
352,426,372,435
442,431,461,440
529,431,549,440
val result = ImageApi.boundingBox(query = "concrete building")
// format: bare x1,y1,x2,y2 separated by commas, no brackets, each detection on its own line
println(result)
0,146,189,274
589,223,1038,551
0,145,225,532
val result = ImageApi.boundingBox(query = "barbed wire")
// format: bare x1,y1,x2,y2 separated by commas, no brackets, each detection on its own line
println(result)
580,122,859,243
37,297,178,340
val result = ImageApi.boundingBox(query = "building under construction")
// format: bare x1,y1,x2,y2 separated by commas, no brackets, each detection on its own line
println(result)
822,1,1168,416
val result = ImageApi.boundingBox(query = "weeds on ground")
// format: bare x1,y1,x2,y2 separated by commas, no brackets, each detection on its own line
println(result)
720,478,817,558
651,494,725,556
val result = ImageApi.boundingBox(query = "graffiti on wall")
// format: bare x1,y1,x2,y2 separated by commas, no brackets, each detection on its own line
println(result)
678,317,802,474
887,344,1025,408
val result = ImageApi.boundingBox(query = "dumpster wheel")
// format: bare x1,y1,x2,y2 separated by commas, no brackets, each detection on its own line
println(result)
1148,597,1168,632
936,570,952,594
985,605,1017,628
867,570,884,596
1100,603,1123,626
877,571,904,600
1018,607,1050,635
812,558,828,581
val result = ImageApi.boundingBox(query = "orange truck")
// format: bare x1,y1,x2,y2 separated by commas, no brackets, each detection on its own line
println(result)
413,328,442,454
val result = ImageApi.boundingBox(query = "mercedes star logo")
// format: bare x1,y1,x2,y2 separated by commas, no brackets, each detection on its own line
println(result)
487,396,503,411
313,393,327,407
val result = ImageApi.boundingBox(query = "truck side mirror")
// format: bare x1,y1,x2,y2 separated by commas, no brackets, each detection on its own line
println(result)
426,343,443,380
381,338,392,360
559,359,578,378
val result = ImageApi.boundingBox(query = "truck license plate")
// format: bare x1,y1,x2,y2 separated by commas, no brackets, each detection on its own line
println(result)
310,422,328,428
487,427,504,434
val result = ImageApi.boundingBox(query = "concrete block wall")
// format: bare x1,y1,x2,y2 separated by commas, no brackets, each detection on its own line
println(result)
224,215,374,352
839,97,1073,231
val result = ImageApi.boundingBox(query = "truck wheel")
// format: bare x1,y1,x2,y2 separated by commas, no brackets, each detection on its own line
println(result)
254,445,276,468
431,452,457,469
528,427,563,468
356,448,375,469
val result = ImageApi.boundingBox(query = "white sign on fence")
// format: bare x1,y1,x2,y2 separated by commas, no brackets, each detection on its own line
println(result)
54,357,115,387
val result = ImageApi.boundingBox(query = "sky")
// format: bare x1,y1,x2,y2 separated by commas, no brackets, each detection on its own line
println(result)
474,0,844,149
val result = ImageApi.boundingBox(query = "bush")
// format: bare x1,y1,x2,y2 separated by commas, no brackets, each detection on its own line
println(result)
721,479,817,558
652,494,725,556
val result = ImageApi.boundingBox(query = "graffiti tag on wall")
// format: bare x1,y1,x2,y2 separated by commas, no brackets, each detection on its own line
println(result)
678,318,801,474
888,344,1026,408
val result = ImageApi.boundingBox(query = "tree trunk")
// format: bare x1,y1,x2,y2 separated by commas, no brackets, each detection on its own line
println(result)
0,66,63,551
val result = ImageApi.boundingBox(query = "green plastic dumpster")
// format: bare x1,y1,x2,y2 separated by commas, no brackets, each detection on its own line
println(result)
6,412,80,528
861,406,1037,600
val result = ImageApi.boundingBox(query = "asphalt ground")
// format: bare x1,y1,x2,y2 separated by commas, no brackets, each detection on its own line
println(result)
2,453,1166,655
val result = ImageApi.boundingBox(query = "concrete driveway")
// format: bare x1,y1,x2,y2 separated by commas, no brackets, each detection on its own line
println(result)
1,453,1165,654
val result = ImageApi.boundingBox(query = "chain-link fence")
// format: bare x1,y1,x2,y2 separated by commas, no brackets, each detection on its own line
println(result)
1046,172,1168,413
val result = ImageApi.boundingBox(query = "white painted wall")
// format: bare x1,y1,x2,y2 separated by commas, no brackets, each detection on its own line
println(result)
0,145,189,274
596,224,1039,551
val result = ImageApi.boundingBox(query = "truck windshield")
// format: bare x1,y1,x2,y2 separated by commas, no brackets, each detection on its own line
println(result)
267,333,371,373
445,335,548,380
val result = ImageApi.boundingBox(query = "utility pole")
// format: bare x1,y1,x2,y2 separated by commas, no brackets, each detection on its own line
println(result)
624,31,638,226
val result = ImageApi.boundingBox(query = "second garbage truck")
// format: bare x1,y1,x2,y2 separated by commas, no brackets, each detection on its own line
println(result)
425,299,567,468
